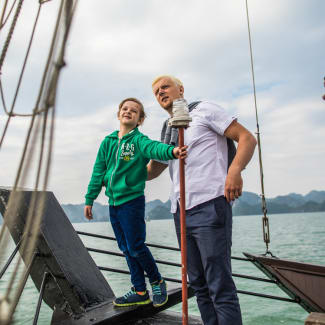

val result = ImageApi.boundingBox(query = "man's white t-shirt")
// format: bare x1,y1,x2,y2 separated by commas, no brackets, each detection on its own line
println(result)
168,100,236,213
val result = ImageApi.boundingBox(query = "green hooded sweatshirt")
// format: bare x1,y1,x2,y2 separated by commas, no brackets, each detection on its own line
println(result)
85,127,175,206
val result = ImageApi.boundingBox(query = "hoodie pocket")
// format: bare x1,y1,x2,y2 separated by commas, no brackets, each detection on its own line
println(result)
125,173,143,191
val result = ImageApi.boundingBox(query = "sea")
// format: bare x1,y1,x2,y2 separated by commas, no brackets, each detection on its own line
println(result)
0,211,324,325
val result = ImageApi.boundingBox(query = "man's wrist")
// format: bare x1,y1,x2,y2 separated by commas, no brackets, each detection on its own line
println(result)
228,164,242,175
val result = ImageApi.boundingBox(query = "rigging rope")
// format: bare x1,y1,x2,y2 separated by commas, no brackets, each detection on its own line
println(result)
245,0,272,255
0,3,43,149
0,0,18,30
0,0,24,70
0,1,78,323
0,0,10,29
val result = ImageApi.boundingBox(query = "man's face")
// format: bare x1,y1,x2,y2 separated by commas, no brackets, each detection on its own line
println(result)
152,77,184,114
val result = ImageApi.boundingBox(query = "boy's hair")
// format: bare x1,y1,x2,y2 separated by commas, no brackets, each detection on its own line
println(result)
152,75,183,88
118,97,146,122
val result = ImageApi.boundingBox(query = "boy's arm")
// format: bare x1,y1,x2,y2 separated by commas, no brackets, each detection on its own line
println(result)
139,135,187,161
85,140,107,207
139,135,175,161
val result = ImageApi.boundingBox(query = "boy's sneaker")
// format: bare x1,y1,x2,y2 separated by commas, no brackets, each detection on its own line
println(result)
113,287,151,307
151,279,168,307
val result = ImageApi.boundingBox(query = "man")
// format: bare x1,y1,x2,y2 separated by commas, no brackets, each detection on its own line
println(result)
147,75,257,325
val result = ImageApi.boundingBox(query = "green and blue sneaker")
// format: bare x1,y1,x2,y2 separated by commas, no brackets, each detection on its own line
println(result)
151,279,168,307
113,287,151,307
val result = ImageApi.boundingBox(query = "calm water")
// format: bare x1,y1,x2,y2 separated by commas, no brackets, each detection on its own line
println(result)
1,212,324,324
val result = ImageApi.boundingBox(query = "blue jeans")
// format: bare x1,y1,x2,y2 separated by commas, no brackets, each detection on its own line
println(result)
109,195,161,292
174,196,242,325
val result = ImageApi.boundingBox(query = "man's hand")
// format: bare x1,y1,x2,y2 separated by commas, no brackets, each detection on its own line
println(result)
84,205,93,220
173,145,188,159
224,167,243,202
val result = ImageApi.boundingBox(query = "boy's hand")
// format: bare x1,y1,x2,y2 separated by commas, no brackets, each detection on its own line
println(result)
173,146,188,159
84,205,93,220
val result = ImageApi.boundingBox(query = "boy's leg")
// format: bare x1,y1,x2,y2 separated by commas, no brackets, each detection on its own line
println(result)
117,196,168,307
109,204,147,292
117,196,161,286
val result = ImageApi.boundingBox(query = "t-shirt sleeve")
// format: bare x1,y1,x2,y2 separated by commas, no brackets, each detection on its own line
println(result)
196,101,237,135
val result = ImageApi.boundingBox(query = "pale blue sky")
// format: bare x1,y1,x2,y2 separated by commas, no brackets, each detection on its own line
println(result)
0,0,324,204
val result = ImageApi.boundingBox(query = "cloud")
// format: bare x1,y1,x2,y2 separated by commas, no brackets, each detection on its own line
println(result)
1,1,325,204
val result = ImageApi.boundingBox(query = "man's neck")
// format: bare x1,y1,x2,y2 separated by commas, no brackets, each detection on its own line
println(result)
165,106,173,117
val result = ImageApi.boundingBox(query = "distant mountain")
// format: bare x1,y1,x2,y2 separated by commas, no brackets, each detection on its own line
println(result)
61,199,173,223
304,190,325,203
238,192,261,206
1,190,325,225
62,202,110,223
146,199,166,215
269,193,305,208
233,190,325,216
147,205,172,220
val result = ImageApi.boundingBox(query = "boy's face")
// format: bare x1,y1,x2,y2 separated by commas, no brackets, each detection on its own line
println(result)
118,101,143,127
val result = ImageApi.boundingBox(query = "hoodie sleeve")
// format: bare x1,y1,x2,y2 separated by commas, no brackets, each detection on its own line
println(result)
137,134,175,161
85,139,107,205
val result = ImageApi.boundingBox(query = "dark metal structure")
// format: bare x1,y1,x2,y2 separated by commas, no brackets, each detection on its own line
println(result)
244,252,325,313
0,188,197,324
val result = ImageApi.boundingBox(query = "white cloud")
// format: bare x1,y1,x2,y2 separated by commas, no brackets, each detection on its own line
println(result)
1,0,325,204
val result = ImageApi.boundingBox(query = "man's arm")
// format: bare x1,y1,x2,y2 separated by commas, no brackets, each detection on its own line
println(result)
224,120,257,202
147,160,168,180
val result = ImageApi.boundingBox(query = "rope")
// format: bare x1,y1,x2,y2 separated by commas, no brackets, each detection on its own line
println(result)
0,0,10,29
0,1,78,323
0,3,42,149
0,0,18,30
0,0,24,70
245,0,272,255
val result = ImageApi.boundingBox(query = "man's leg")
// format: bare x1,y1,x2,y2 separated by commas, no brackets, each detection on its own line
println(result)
174,206,218,325
195,197,242,325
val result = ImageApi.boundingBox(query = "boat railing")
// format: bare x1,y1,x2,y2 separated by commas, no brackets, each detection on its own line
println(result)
0,223,306,325
77,230,298,304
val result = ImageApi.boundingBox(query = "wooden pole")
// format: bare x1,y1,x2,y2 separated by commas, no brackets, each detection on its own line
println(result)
178,127,188,325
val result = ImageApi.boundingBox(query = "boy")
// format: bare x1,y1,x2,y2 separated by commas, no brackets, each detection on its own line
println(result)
84,97,187,307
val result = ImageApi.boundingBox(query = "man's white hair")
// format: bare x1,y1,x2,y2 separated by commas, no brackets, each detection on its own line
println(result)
152,75,183,87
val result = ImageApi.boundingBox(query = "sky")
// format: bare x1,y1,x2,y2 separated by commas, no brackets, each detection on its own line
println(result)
0,0,324,205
